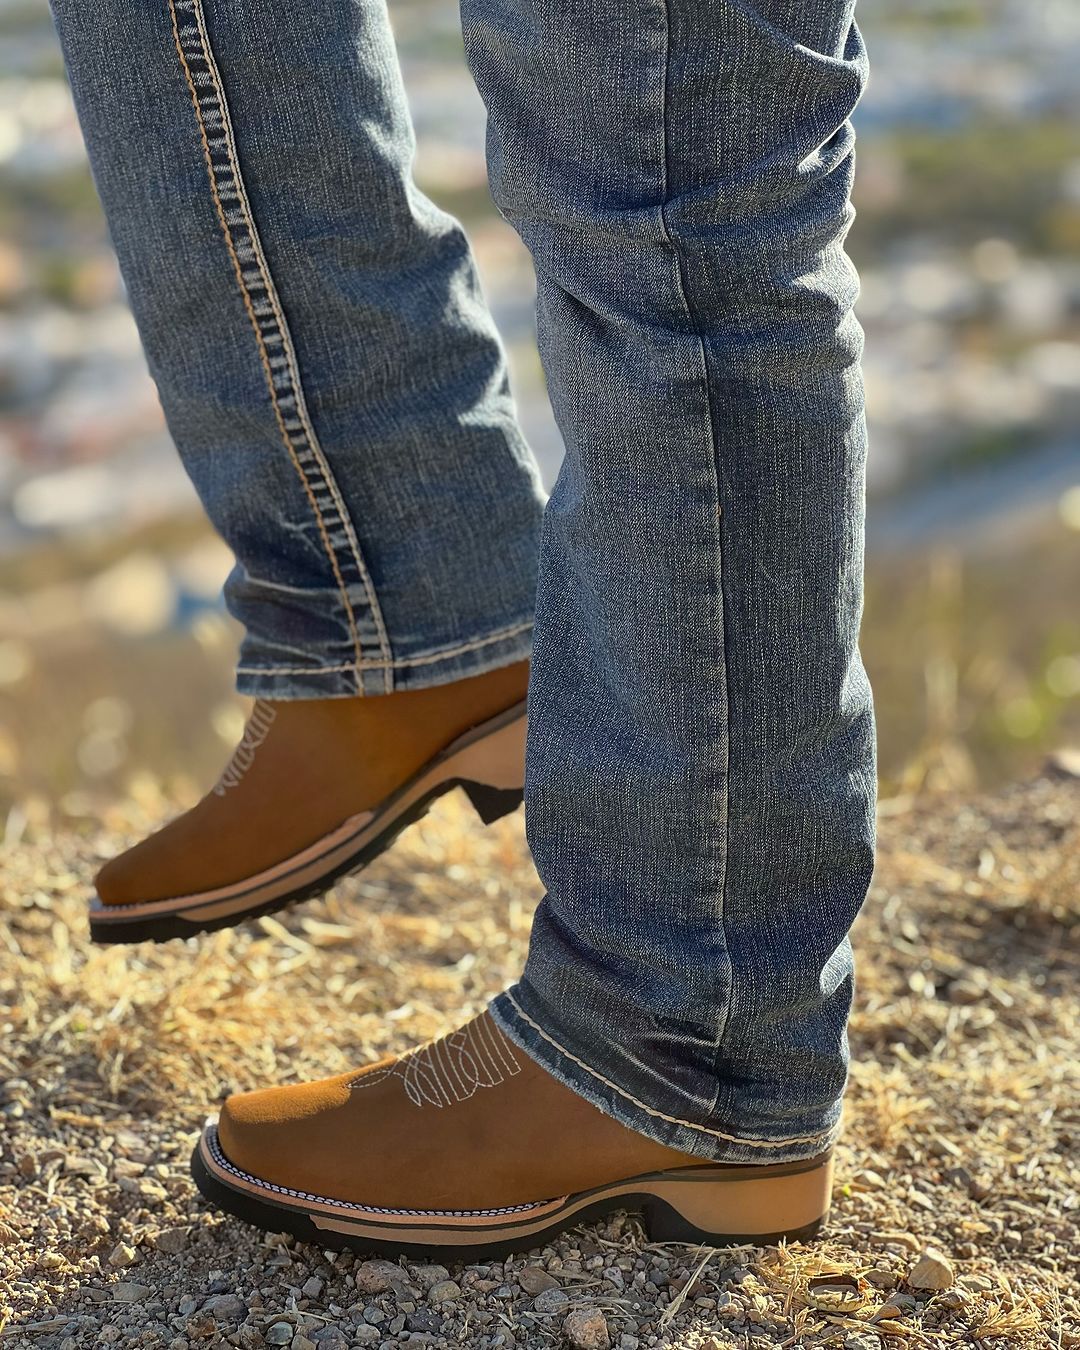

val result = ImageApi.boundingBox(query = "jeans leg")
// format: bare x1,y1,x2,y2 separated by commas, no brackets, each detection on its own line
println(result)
47,0,546,698
465,0,877,1160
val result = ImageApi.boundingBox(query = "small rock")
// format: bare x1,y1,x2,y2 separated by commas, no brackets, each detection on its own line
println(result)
907,1247,955,1291
865,1269,898,1290
184,1313,217,1340
301,1276,324,1300
405,1309,441,1334
265,1324,293,1346
112,1129,149,1157
204,1293,247,1321
619,1337,639,1350
959,1274,995,1295
111,1282,150,1304
933,1287,970,1310
426,1280,460,1304
352,1330,380,1346
290,1335,316,1350
412,1264,450,1291
563,1306,610,1350
534,1287,570,1315
870,1232,921,1252
153,1227,190,1255
807,1273,868,1314
108,1243,138,1269
65,1155,105,1176
518,1267,559,1296
355,1260,402,1295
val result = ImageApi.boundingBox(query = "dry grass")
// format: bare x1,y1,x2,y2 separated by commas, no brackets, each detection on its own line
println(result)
0,770,1077,1348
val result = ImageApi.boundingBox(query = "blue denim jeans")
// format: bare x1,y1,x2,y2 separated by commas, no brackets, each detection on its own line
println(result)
50,0,875,1162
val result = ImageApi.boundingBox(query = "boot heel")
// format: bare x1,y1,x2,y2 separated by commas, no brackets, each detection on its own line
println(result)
463,782,524,825
641,1154,833,1247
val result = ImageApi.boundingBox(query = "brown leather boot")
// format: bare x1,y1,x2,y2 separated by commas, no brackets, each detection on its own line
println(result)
90,662,529,944
192,1012,834,1260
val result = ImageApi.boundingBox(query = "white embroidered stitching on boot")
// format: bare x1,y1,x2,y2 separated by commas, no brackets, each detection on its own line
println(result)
213,701,278,796
350,1019,521,1109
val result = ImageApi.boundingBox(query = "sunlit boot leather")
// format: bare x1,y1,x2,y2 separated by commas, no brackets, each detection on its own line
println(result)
91,662,529,943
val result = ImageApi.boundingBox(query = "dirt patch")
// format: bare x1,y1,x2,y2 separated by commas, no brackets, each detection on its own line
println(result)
1,772,1077,1347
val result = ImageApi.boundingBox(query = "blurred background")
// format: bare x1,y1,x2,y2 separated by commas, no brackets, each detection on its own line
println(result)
0,0,1077,827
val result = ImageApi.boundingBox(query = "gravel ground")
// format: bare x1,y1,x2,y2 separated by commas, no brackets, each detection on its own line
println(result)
1,769,1077,1348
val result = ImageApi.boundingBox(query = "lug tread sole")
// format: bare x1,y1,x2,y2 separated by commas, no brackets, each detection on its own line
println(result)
191,1135,828,1263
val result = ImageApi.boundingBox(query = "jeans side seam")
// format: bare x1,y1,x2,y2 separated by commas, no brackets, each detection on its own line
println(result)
234,618,533,677
498,991,836,1151
655,0,733,1065
168,0,393,690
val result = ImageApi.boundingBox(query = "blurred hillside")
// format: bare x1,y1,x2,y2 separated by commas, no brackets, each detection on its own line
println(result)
0,0,1078,816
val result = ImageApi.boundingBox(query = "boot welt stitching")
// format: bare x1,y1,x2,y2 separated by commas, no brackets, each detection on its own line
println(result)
167,0,391,686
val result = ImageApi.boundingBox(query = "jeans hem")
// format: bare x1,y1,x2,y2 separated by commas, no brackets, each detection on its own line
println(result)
235,618,534,699
488,988,841,1166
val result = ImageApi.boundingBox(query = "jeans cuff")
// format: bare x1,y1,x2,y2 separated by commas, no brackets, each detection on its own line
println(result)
488,986,842,1166
234,617,534,700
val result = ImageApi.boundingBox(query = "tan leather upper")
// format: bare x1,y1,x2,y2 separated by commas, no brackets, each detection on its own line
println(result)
95,661,529,906
217,1012,708,1210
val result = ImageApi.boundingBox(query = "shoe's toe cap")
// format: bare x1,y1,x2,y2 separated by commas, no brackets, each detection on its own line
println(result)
215,1073,358,1196
94,844,151,907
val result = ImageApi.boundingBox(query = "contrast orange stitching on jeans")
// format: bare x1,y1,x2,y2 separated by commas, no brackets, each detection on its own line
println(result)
168,0,389,686
495,993,838,1152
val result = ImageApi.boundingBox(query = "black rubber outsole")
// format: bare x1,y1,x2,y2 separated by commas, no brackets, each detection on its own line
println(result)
191,1143,826,1263
89,779,524,946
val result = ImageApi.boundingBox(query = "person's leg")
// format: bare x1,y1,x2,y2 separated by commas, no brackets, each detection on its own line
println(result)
47,0,544,697
480,0,877,1162
47,0,546,940
192,0,875,1256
